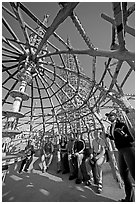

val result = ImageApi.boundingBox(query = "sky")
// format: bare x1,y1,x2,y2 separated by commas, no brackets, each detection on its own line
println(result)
2,2,135,132
4,1,135,90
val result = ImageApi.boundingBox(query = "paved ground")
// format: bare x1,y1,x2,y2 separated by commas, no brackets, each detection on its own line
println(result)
2,154,125,202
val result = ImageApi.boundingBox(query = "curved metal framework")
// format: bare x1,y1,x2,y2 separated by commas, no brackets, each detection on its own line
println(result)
2,2,135,144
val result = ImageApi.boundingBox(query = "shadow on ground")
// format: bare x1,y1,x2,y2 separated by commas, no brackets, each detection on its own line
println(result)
2,156,124,202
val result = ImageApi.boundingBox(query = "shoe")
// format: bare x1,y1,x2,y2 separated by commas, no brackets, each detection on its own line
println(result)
97,188,102,194
97,183,102,194
118,198,128,202
85,180,91,186
17,171,22,174
75,178,82,184
42,168,47,173
69,175,76,180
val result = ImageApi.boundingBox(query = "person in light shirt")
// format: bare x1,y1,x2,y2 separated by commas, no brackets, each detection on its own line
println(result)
85,130,107,193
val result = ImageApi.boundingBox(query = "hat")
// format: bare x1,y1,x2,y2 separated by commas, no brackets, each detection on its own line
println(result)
105,112,116,117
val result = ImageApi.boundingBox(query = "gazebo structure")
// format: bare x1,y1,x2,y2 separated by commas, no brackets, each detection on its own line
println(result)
2,2,135,197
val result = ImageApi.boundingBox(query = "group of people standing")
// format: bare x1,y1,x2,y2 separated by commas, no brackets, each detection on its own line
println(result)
17,137,54,174
56,111,135,201
14,111,134,202
56,130,107,194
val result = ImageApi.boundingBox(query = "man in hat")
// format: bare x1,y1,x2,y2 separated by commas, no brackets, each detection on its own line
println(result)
105,112,135,202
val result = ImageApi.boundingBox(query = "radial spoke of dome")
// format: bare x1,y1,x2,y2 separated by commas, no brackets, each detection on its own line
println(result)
31,119,46,132
15,98,23,129
112,3,125,50
38,48,134,62
2,86,11,92
70,12,96,50
35,72,54,109
2,53,19,60
37,72,62,107
49,57,56,86
23,110,32,117
37,67,56,90
125,26,135,37
126,60,135,71
17,119,31,128
91,56,96,83
86,84,108,111
17,112,40,128
120,68,133,88
10,2,31,53
100,98,112,108
106,63,123,94
40,60,91,84
2,46,21,56
39,120,53,131
30,122,41,130
35,76,46,133
40,53,80,95
67,107,91,123
2,59,19,63
2,5,18,20
2,64,18,72
93,85,118,111
19,2,74,50
108,60,123,91
101,12,135,37
2,17,25,53
122,3,127,35
126,4,135,18
100,59,112,85
2,80,18,105
34,3,78,57
79,58,108,101
92,95,98,112
39,61,79,78
30,80,34,132
35,69,74,108
6,38,28,47
2,69,19,86
91,92,106,111
38,64,79,100
3,36,24,54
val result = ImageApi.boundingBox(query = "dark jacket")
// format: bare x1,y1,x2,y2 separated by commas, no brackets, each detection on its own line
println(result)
74,139,85,153
25,144,34,157
108,119,134,150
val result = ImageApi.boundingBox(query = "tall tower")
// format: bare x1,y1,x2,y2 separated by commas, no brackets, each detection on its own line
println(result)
58,37,92,134
2,14,49,146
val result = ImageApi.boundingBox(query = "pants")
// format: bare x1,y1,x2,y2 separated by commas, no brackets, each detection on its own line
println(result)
76,153,89,181
85,155,106,184
19,156,33,172
68,154,78,177
94,155,106,184
85,158,94,181
41,153,53,170
61,152,69,172
118,147,135,201
57,151,61,171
